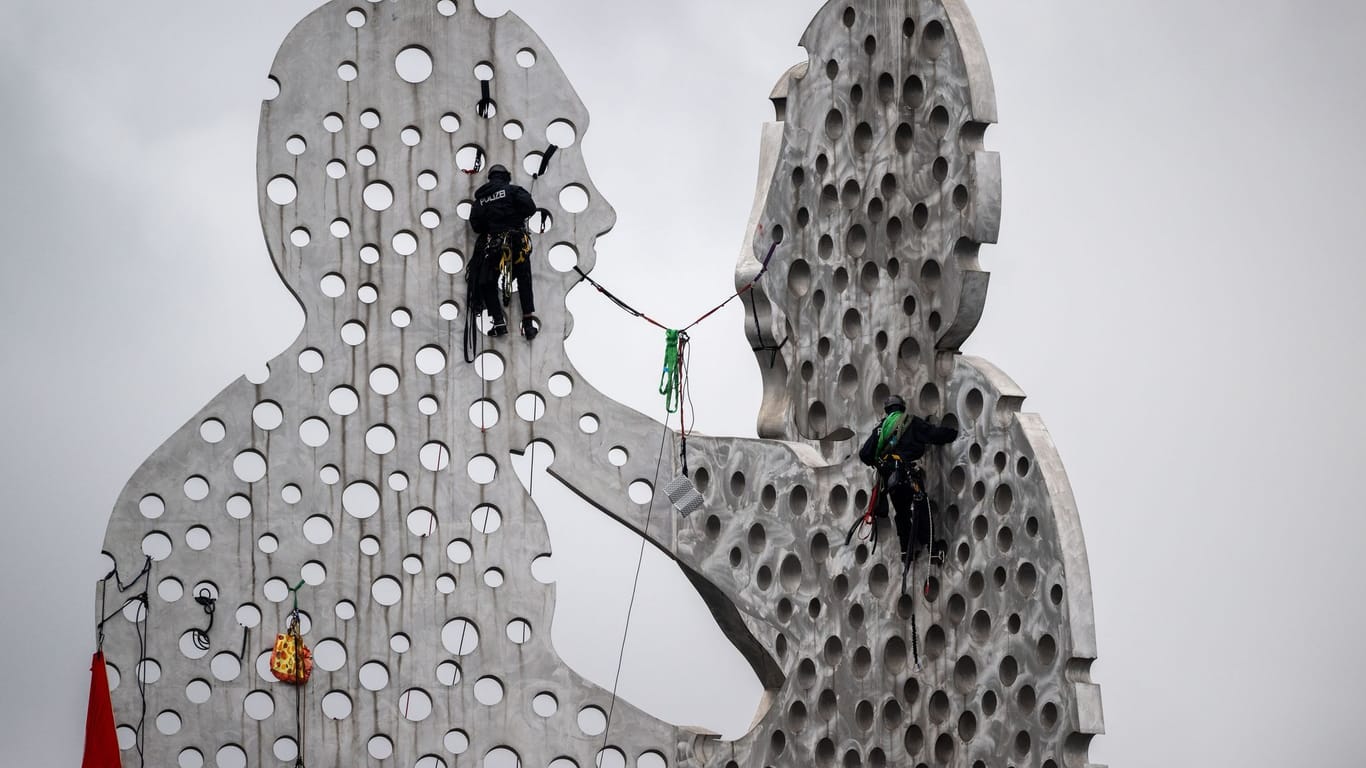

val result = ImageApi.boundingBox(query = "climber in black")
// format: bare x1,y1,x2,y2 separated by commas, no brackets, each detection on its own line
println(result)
858,395,958,573
468,164,539,339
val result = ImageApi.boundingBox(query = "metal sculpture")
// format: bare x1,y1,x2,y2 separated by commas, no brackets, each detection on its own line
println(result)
97,1,1104,766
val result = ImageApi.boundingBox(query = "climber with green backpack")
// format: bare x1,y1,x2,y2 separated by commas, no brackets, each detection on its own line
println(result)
856,395,959,580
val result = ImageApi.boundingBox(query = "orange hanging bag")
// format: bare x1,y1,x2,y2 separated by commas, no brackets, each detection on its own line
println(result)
271,609,312,685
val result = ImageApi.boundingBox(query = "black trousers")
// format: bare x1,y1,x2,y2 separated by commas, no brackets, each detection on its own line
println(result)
473,259,534,326
469,232,534,326
887,482,932,559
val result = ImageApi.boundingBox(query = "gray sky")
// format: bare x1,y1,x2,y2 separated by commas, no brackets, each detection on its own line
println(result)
3,0,1365,765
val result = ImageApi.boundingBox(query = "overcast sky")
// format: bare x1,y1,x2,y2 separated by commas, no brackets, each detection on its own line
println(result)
3,1,1366,765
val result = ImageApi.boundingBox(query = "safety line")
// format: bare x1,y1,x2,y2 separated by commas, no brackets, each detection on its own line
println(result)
571,241,779,334
98,555,152,768
600,410,673,750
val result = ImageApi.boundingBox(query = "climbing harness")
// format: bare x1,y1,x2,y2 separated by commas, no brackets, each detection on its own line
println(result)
845,413,912,553
95,555,152,768
852,408,948,674
464,230,533,361
494,230,534,309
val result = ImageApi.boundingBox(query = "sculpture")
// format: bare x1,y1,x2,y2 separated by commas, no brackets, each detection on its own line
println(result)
96,1,1104,766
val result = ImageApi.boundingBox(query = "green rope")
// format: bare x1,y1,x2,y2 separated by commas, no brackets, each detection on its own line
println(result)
290,580,305,614
876,411,905,459
658,329,683,413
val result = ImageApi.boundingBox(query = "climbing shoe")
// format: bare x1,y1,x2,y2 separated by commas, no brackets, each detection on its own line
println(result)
522,315,539,340
489,321,509,337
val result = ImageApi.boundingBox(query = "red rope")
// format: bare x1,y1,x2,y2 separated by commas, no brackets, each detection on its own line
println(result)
680,242,779,332
573,239,779,334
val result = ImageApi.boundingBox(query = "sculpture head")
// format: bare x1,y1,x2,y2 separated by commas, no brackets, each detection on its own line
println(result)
257,0,614,360
740,0,1001,442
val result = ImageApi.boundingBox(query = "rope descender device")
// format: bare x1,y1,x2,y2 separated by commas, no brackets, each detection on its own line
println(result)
659,329,687,414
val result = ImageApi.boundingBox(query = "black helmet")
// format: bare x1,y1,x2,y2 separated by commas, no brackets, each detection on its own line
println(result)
487,164,511,180
883,395,906,414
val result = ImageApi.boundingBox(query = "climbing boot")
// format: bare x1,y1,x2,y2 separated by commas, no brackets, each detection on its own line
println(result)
522,314,539,340
489,321,509,337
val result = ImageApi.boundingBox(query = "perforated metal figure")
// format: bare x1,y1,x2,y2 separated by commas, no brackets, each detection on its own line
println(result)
468,164,538,338
859,395,958,567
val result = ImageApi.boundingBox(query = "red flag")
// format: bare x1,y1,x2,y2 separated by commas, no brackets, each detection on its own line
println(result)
82,651,122,768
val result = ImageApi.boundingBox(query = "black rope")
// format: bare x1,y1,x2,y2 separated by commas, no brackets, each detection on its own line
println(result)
601,410,672,750
745,290,790,369
681,334,696,434
476,79,495,119
678,242,780,333
282,582,308,767
570,240,781,334
97,555,151,768
130,596,149,768
96,593,150,637
677,332,697,476
570,266,668,330
844,514,879,554
463,276,482,364
462,145,485,175
190,588,216,652
910,608,921,670
531,208,552,234
294,639,306,768
533,144,558,178
100,555,152,594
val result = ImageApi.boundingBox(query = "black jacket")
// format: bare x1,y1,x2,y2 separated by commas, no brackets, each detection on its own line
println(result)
859,413,958,467
470,178,536,235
